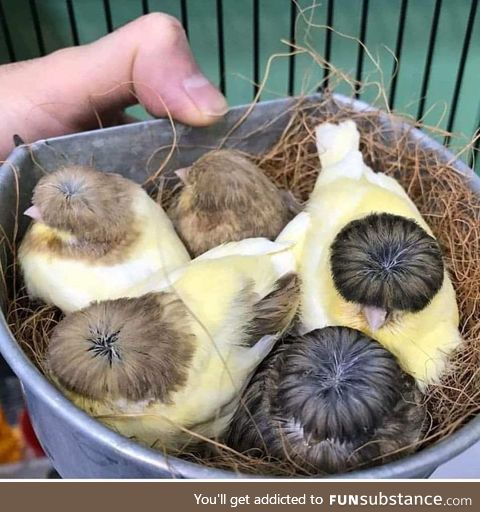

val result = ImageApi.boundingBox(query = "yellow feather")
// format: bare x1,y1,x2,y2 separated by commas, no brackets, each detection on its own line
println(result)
281,120,462,386
19,189,190,312
61,240,295,449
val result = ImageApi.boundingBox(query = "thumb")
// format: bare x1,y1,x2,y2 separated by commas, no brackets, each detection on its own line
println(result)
0,14,228,159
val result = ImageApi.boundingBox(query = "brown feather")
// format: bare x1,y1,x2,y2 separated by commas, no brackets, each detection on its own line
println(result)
47,293,196,403
22,165,140,261
168,150,293,257
246,273,300,345
20,223,140,264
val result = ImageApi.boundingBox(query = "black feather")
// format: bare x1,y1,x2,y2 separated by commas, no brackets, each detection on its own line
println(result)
226,327,425,474
330,213,444,312
86,328,121,367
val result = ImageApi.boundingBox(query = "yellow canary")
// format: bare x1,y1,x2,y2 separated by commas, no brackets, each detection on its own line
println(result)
47,239,300,451
19,166,190,313
278,120,462,387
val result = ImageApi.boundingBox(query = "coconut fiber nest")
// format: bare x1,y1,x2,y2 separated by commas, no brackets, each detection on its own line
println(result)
4,93,480,477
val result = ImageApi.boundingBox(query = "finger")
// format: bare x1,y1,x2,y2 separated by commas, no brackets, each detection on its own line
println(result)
0,14,227,159
82,13,229,123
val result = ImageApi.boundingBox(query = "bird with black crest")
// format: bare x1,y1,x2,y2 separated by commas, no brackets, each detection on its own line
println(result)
226,326,426,475
277,120,462,387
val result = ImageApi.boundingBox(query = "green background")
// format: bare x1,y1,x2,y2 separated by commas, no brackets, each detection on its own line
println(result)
1,0,479,169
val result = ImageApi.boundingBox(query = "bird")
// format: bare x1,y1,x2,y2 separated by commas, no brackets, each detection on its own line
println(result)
46,238,300,451
277,120,462,387
19,165,190,313
167,149,296,257
226,326,426,475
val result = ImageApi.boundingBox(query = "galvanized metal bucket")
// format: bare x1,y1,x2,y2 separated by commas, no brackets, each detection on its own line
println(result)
0,95,479,478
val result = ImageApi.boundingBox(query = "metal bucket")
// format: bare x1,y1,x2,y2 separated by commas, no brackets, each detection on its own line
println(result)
1,94,479,478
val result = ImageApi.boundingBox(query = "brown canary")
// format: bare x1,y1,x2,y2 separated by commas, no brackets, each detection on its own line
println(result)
168,150,296,257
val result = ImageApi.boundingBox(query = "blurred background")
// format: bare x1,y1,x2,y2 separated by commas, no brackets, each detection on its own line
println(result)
0,0,479,478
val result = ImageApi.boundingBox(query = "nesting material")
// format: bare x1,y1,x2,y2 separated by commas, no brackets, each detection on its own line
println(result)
4,93,480,476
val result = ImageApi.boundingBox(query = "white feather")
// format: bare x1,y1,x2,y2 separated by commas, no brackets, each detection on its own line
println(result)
315,120,360,167
196,237,293,260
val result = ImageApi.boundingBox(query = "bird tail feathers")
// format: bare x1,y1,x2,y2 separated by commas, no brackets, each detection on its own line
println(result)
246,272,300,345
315,120,360,168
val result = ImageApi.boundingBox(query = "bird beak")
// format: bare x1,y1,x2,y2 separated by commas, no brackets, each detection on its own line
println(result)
24,205,42,221
175,167,190,184
363,306,387,331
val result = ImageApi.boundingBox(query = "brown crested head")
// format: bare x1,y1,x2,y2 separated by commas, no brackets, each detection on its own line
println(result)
47,293,195,403
330,212,445,314
30,166,136,243
179,150,284,212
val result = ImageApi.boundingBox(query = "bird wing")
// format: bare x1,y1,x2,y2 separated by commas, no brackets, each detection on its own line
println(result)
133,190,190,274
130,238,297,302
169,244,296,337
146,249,298,439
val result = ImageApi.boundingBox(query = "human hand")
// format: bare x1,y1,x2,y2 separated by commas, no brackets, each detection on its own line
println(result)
0,13,228,161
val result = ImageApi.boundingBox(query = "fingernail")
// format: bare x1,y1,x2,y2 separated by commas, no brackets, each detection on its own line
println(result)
182,75,228,117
